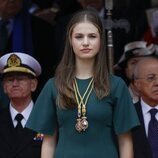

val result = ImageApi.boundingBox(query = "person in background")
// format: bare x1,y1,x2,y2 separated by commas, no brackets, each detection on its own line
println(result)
0,0,55,99
143,8,158,46
128,0,158,42
132,56,158,158
26,9,139,158
115,41,157,103
0,52,43,158
30,0,60,26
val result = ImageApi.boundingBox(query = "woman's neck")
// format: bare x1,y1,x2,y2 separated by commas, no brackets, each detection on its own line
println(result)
75,59,94,79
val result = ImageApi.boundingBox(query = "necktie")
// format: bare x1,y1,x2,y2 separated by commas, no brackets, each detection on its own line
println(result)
15,113,24,134
148,108,158,158
0,20,8,52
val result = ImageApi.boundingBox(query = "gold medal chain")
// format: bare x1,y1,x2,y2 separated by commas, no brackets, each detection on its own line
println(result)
73,78,94,132
74,78,93,117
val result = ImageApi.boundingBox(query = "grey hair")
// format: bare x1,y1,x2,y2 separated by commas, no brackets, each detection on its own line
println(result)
133,56,158,80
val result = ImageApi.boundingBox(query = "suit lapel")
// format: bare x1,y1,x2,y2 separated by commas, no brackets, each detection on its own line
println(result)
0,108,38,158
134,101,152,156
0,108,18,148
10,127,36,158
135,102,147,136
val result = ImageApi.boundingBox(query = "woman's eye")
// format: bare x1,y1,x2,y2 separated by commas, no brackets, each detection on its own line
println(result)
74,34,97,39
89,35,96,38
75,35,83,39
76,37,82,39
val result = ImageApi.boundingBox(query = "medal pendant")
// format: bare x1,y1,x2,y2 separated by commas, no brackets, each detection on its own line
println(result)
81,117,88,131
75,118,82,132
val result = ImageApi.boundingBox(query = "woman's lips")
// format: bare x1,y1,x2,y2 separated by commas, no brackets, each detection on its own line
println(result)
80,48,92,53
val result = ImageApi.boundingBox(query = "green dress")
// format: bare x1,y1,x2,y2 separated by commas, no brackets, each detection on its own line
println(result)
26,75,140,158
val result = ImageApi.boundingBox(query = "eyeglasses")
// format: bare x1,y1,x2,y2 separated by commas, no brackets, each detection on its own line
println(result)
3,76,30,85
135,74,158,83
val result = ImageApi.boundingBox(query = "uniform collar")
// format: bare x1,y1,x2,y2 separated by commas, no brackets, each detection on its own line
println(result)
10,100,33,124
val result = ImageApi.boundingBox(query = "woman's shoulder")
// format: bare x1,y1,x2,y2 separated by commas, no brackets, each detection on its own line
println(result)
45,77,55,85
42,77,57,91
39,77,58,98
109,74,127,92
109,74,125,84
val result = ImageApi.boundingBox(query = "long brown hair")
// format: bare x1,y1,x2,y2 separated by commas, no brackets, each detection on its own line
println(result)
55,9,110,109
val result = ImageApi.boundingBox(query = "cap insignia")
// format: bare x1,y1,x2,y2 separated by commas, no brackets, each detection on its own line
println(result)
7,54,21,67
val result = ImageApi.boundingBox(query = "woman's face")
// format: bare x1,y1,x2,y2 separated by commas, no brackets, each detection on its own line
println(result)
71,22,101,62
125,57,144,80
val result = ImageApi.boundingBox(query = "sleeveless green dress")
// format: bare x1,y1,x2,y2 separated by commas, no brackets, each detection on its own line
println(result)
26,75,140,158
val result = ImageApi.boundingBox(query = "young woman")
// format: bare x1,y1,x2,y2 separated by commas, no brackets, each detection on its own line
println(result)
26,9,140,158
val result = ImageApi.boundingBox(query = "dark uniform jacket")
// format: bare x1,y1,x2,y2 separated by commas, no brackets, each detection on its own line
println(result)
132,101,152,158
0,108,42,158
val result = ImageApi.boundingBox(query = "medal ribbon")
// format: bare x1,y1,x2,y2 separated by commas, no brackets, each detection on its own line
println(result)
73,78,94,132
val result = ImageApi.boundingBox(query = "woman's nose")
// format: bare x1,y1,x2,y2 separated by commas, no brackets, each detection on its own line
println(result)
82,37,89,46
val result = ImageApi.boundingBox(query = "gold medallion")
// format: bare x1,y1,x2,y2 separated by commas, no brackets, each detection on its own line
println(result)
75,118,82,132
81,117,88,131
73,78,93,133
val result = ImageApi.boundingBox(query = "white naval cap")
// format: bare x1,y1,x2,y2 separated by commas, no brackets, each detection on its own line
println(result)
116,41,156,68
0,52,41,77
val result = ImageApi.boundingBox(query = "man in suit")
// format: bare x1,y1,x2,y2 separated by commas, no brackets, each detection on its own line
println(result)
0,52,43,158
132,56,158,158
0,0,56,99
115,41,157,103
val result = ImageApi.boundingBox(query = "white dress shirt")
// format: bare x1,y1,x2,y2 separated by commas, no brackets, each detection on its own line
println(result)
10,101,33,128
141,98,158,136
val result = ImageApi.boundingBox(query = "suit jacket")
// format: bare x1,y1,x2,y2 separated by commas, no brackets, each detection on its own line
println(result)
132,101,152,158
0,108,42,158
